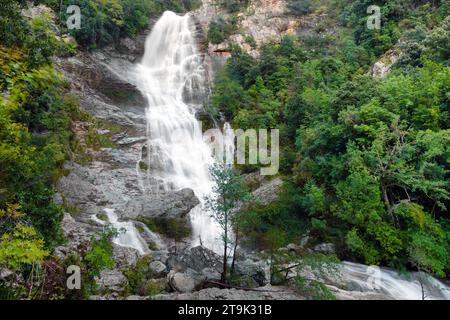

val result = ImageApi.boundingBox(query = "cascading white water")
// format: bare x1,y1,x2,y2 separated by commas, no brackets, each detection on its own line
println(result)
135,11,222,252
91,209,150,255
339,262,450,300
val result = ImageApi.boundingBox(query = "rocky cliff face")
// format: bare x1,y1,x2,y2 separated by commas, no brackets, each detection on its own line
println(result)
193,0,302,58
54,18,202,250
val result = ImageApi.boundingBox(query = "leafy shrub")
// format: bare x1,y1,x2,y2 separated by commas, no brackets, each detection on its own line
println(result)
43,0,203,49
207,17,237,44
84,225,120,277
217,0,249,13
0,204,48,269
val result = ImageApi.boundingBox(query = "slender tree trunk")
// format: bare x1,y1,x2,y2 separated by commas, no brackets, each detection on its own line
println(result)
381,185,395,224
418,269,426,300
230,226,239,277
222,213,228,283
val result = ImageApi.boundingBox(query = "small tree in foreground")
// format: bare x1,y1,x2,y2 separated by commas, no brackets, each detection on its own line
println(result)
204,162,251,283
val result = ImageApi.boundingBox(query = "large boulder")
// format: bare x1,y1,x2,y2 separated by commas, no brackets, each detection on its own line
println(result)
167,269,206,293
126,188,199,220
370,49,399,78
167,246,222,273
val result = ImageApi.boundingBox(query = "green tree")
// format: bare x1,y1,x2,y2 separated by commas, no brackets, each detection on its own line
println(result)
204,163,251,283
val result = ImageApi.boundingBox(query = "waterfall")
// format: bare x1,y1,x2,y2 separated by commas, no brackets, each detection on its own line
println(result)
135,11,222,252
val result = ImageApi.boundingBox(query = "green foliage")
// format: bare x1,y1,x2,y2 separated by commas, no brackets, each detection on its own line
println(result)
294,277,336,300
0,0,29,48
1,63,77,247
238,182,308,250
84,225,120,277
408,230,448,278
47,0,202,49
207,17,238,45
0,3,82,250
123,255,151,294
123,255,167,295
204,162,252,282
205,163,252,237
287,0,313,16
0,204,48,269
216,0,249,14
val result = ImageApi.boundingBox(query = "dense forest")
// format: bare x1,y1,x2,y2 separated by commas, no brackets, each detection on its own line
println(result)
0,0,449,300
211,0,449,277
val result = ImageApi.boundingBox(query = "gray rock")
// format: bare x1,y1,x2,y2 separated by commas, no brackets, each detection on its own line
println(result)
167,246,222,273
167,269,206,293
370,49,399,78
0,269,14,280
201,267,221,282
145,278,170,293
235,259,267,288
89,295,107,300
243,171,269,190
314,243,336,254
52,192,63,206
299,234,310,249
252,178,283,206
60,52,146,108
113,245,140,269
151,250,169,264
153,286,303,300
119,38,137,55
126,295,148,300
193,0,301,59
115,136,148,146
149,261,168,278
96,269,127,292
132,188,200,220
54,213,93,259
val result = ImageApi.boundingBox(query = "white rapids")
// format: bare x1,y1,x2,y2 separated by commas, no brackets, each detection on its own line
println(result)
337,262,450,300
91,209,149,255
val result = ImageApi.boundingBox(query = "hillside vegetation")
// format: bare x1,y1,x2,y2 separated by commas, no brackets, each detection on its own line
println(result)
210,0,449,276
